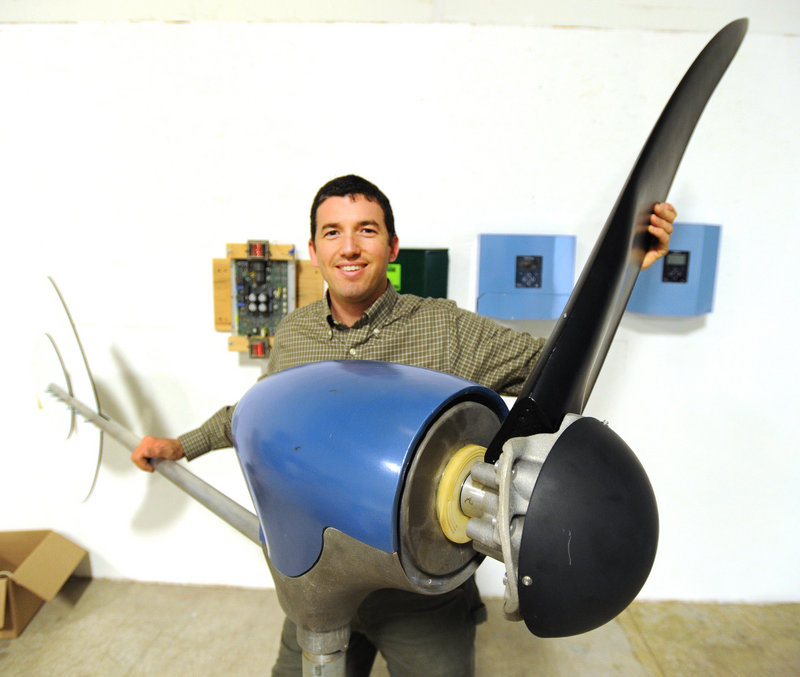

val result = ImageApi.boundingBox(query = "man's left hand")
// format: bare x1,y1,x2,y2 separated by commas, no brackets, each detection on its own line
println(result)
642,202,677,270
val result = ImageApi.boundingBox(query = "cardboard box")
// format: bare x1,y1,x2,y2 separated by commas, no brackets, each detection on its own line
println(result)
0,530,87,639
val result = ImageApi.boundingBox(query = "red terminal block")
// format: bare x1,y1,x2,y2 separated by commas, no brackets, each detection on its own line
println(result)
247,240,269,259
249,340,268,359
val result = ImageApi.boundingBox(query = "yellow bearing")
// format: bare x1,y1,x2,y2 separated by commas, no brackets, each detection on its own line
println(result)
436,444,486,543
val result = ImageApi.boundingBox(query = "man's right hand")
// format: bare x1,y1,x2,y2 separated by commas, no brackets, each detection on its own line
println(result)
132,436,185,472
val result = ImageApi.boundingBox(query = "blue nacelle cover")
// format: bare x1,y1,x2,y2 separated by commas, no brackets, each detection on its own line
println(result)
232,360,507,577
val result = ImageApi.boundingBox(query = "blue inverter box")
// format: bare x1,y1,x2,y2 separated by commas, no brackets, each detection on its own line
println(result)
627,223,721,316
477,234,575,320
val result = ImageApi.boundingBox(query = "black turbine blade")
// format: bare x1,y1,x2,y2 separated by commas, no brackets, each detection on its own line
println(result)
484,18,748,463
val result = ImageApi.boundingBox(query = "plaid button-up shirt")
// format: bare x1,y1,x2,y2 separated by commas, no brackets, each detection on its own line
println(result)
180,284,545,459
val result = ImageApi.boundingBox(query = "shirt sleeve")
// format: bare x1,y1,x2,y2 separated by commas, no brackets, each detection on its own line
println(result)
449,308,546,397
177,405,236,460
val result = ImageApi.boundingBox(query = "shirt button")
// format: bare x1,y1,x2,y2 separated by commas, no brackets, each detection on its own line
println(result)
349,348,356,356
373,328,380,335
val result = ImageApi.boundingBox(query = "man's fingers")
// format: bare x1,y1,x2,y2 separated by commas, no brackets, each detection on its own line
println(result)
131,448,155,472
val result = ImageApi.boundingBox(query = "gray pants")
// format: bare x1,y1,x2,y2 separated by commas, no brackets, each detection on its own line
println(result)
271,581,486,677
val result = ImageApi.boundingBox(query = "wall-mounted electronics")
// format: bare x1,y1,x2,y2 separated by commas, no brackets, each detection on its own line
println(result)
388,248,448,299
477,234,575,319
213,241,324,358
627,223,721,316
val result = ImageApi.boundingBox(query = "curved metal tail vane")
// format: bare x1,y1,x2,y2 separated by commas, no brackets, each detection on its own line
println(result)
46,383,261,545
484,18,748,463
47,276,105,500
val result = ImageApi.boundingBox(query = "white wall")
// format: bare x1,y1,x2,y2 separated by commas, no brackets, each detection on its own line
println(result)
1,0,798,35
1,18,798,602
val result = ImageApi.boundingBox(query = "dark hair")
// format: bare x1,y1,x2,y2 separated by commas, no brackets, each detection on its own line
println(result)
309,175,395,241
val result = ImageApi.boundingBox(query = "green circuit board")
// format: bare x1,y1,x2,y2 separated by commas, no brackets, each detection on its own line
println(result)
232,258,293,338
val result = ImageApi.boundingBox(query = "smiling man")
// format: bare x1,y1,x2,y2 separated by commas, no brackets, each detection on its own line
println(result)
132,174,675,677
309,190,400,327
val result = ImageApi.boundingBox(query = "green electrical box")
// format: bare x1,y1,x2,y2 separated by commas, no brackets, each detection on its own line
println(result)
388,248,448,298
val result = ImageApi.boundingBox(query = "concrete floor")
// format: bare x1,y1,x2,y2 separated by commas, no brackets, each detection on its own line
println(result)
1,578,798,676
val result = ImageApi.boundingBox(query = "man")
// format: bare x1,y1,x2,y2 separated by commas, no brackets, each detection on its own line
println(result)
133,175,676,676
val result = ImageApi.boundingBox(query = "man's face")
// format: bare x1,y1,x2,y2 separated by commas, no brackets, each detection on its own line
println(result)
309,194,399,318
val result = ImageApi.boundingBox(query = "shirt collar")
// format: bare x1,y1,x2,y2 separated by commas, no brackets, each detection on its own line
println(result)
324,282,399,330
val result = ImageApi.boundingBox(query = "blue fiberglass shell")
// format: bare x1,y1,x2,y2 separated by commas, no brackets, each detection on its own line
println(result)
232,360,507,577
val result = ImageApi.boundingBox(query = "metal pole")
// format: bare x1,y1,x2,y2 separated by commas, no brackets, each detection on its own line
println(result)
46,383,262,545
302,652,346,677
298,626,349,677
